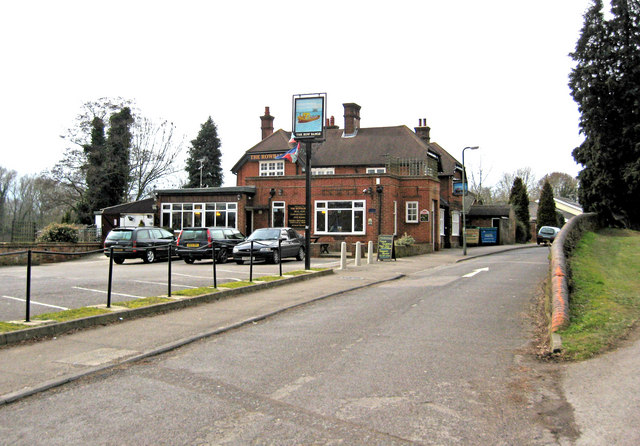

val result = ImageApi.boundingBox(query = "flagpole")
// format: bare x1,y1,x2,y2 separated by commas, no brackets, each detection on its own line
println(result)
304,140,312,271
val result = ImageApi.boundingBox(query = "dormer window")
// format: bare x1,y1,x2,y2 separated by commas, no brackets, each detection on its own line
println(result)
366,167,386,174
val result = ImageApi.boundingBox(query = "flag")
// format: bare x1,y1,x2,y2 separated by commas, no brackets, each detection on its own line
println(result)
288,134,297,148
276,142,299,163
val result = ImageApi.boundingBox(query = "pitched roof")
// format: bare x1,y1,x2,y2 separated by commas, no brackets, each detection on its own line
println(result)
232,125,446,173
428,142,462,176
101,198,154,214
468,204,512,217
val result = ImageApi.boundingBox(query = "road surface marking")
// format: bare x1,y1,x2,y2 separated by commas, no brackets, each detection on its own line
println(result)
133,280,197,288
463,267,489,278
72,286,145,299
1,295,69,310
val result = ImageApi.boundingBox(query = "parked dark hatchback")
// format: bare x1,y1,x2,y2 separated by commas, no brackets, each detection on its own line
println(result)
104,227,175,264
232,227,305,264
176,227,245,264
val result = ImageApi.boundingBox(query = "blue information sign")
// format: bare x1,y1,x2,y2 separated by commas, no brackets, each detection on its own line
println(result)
293,95,326,140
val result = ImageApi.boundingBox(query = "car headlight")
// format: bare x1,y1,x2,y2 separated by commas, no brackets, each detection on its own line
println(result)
259,247,272,252
233,247,239,253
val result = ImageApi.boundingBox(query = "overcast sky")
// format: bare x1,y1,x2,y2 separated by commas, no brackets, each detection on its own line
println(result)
1,0,594,189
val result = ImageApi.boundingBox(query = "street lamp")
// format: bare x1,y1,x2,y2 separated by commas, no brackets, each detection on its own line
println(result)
197,157,207,188
461,146,479,256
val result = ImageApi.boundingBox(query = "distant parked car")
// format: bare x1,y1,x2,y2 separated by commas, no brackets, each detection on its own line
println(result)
537,226,561,245
104,227,175,264
232,227,305,264
176,227,245,264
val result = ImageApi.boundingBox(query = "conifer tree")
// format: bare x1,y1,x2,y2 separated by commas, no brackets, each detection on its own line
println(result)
185,117,223,188
569,0,640,228
105,107,134,206
509,177,531,242
537,181,559,229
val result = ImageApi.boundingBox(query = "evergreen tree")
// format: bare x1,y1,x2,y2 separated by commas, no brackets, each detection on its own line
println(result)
76,117,107,223
105,107,134,206
537,181,558,229
569,0,640,228
509,177,531,242
185,117,223,188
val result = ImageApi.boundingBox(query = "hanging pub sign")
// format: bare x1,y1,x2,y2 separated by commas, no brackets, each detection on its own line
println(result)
292,93,326,140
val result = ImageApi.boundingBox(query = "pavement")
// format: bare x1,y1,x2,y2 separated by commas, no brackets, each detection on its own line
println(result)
0,244,534,405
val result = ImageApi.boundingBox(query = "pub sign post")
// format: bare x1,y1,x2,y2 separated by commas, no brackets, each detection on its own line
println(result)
292,93,326,270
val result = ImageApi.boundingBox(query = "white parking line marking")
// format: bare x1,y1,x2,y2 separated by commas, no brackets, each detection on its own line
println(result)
73,286,145,299
2,295,69,310
172,273,212,279
133,280,196,289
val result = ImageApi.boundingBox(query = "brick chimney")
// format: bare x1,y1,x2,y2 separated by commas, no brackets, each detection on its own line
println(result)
414,118,431,142
343,103,361,136
326,115,339,129
260,106,274,140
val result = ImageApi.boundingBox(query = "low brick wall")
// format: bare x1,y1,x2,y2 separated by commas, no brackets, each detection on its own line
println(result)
549,213,599,333
0,243,103,266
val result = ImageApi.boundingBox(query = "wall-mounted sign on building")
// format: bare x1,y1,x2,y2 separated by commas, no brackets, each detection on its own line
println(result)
292,94,326,140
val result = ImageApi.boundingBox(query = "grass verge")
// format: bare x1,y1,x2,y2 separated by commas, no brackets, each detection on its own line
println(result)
0,321,31,333
113,296,173,309
558,228,640,360
33,307,112,322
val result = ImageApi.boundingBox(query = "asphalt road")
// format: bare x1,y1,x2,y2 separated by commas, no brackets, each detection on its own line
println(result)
0,248,581,444
0,254,338,321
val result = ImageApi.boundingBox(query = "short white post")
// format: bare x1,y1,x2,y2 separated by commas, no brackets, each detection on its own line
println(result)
367,241,374,264
339,242,347,270
354,241,361,266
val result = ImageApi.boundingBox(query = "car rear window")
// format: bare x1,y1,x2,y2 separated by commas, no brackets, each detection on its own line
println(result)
180,229,208,241
540,228,555,234
209,229,225,240
106,230,132,241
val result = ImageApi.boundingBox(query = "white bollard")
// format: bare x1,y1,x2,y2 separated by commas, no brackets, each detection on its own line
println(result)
367,241,374,264
355,241,361,266
339,242,347,270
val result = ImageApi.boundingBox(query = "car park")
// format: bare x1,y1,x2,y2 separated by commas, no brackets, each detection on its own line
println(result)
176,227,245,264
232,227,305,264
537,226,561,245
104,227,175,264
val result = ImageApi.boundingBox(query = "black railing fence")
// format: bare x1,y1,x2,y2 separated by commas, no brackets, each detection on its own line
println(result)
1,240,285,323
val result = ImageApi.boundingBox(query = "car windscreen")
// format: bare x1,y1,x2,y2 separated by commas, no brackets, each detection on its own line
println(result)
106,230,132,241
247,228,280,241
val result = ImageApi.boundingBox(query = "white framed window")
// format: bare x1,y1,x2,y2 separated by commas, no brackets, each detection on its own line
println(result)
272,201,285,227
452,211,460,236
311,167,335,175
366,167,386,174
315,200,365,234
161,202,237,230
259,160,284,176
406,201,419,223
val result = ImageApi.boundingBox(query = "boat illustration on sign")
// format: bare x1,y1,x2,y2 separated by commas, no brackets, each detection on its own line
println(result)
297,112,321,124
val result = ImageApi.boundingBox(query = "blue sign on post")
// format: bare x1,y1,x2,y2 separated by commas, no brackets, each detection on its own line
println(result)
292,95,326,140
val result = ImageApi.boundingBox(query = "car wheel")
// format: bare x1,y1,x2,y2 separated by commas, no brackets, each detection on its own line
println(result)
217,249,229,264
113,257,125,264
235,260,244,265
271,249,280,264
296,247,305,261
184,258,195,264
144,249,156,263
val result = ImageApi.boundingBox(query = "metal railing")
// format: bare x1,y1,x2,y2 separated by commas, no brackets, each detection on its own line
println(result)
1,240,286,323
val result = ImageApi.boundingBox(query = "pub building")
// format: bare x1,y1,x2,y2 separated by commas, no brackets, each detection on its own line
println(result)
154,102,466,254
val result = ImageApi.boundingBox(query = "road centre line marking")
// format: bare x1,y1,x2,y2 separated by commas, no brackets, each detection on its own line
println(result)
133,280,196,288
2,295,69,310
73,286,145,299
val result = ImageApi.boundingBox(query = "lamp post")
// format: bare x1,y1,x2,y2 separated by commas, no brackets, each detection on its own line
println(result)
461,146,479,256
197,157,207,188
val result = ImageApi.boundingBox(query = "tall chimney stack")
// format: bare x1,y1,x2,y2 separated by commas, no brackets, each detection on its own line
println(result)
260,106,274,140
343,103,361,136
415,118,431,142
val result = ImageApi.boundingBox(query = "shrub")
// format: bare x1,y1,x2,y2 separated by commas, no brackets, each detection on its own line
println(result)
37,223,79,243
396,232,416,246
